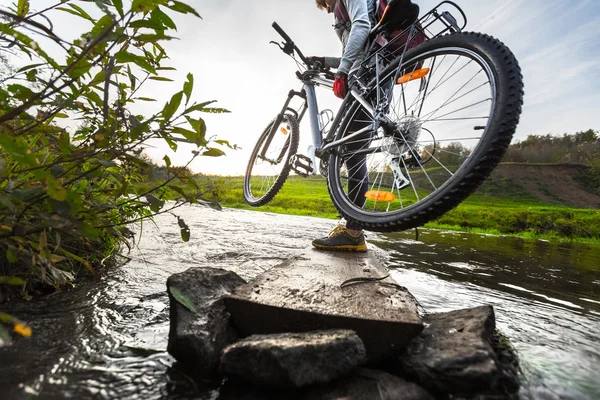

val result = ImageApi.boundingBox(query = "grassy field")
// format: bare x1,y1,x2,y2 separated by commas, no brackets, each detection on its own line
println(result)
186,174,600,245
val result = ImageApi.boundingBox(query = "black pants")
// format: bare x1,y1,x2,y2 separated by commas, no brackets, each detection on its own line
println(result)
344,108,371,231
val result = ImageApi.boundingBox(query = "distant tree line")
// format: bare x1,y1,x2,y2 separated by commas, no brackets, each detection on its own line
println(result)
501,129,599,165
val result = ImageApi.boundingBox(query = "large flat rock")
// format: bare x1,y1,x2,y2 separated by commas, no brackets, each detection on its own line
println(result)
224,249,423,361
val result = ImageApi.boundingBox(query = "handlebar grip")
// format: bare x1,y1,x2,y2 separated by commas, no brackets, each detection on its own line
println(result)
272,22,293,44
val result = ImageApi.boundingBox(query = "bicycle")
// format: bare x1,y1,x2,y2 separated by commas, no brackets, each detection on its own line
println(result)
243,0,524,232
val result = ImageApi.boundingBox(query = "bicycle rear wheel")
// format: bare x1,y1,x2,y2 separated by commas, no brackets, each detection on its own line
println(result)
327,32,524,231
244,114,299,206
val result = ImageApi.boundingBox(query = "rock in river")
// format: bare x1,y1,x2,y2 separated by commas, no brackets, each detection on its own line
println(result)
393,305,520,397
225,249,423,362
218,368,433,400
167,267,246,378
220,330,367,388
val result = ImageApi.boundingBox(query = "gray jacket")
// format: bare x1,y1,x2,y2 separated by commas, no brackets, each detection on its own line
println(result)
324,0,376,75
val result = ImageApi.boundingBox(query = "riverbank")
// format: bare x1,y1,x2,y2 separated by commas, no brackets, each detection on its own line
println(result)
145,170,600,246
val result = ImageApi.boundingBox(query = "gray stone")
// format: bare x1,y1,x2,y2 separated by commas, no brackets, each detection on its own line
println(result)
220,330,367,388
305,369,434,400
394,305,520,397
167,267,246,378
218,369,433,400
225,249,423,362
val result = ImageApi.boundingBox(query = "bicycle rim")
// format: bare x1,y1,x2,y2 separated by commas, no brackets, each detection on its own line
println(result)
331,45,497,219
244,114,298,205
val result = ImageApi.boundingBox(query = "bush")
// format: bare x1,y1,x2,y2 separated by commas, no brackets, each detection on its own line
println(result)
0,0,231,341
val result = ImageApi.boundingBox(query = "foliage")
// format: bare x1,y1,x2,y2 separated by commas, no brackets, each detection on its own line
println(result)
0,0,230,299
502,129,599,165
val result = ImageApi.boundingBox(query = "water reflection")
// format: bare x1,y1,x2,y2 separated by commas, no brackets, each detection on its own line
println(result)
0,208,598,399
369,229,600,399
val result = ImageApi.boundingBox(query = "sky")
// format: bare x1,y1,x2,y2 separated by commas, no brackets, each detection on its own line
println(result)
5,0,600,175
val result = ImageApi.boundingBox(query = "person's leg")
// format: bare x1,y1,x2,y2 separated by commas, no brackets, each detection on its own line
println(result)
311,108,370,251
344,108,371,232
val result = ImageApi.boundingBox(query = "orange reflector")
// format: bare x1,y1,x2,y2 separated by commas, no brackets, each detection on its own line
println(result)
280,127,289,135
379,6,390,23
365,190,396,202
397,68,430,85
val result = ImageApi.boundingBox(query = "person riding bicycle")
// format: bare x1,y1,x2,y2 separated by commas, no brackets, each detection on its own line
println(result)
310,0,380,252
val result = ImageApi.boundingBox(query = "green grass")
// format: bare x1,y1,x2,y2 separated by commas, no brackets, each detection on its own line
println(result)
143,174,600,245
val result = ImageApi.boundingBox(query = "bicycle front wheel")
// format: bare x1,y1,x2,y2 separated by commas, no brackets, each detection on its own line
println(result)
244,113,299,206
327,32,524,231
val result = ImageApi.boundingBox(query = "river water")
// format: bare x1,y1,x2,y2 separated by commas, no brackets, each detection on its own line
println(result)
0,206,598,399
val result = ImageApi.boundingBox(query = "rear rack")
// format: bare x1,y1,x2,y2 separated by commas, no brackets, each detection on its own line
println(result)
357,1,468,80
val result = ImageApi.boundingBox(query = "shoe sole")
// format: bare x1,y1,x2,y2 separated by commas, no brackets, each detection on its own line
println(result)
312,243,368,253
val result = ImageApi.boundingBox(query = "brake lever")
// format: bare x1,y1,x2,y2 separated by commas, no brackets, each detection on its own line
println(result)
269,40,294,56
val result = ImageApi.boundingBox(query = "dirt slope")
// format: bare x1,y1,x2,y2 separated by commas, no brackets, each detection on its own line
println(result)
489,164,600,209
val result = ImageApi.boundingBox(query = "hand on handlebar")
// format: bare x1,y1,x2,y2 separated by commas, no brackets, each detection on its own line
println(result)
307,56,325,68
333,72,348,99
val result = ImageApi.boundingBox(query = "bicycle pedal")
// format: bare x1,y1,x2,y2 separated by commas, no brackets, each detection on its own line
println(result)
289,154,313,177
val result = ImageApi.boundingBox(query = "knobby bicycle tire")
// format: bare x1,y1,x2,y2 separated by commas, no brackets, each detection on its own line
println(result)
244,113,300,207
327,32,524,232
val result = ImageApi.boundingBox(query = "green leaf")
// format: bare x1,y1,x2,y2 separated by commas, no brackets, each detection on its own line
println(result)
0,276,25,285
17,62,44,73
165,1,201,18
87,90,103,108
172,127,205,146
145,194,164,212
46,176,68,201
197,198,223,211
126,65,136,91
0,196,15,211
183,73,193,105
65,54,91,79
98,159,118,167
151,7,177,30
115,51,156,74
134,33,176,43
136,97,157,102
91,14,114,38
132,0,160,13
17,0,29,17
112,0,124,17
180,227,190,242
12,187,42,200
203,148,226,157
149,76,173,82
129,19,164,30
169,286,196,313
5,250,18,264
163,155,171,168
185,101,231,114
90,69,107,86
162,91,183,122
186,116,207,139
7,84,33,101
69,3,95,22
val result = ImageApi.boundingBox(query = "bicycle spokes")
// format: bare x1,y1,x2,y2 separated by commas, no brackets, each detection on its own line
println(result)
336,47,495,215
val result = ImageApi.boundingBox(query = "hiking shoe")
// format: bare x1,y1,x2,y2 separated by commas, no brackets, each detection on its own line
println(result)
312,225,368,252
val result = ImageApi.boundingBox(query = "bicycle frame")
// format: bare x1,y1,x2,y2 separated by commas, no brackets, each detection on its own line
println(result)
266,1,467,175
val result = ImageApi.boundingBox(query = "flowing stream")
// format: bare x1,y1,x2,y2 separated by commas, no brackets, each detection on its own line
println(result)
0,206,598,399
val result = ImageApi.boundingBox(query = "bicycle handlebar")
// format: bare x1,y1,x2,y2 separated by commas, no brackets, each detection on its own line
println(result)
272,22,293,45
271,22,311,66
